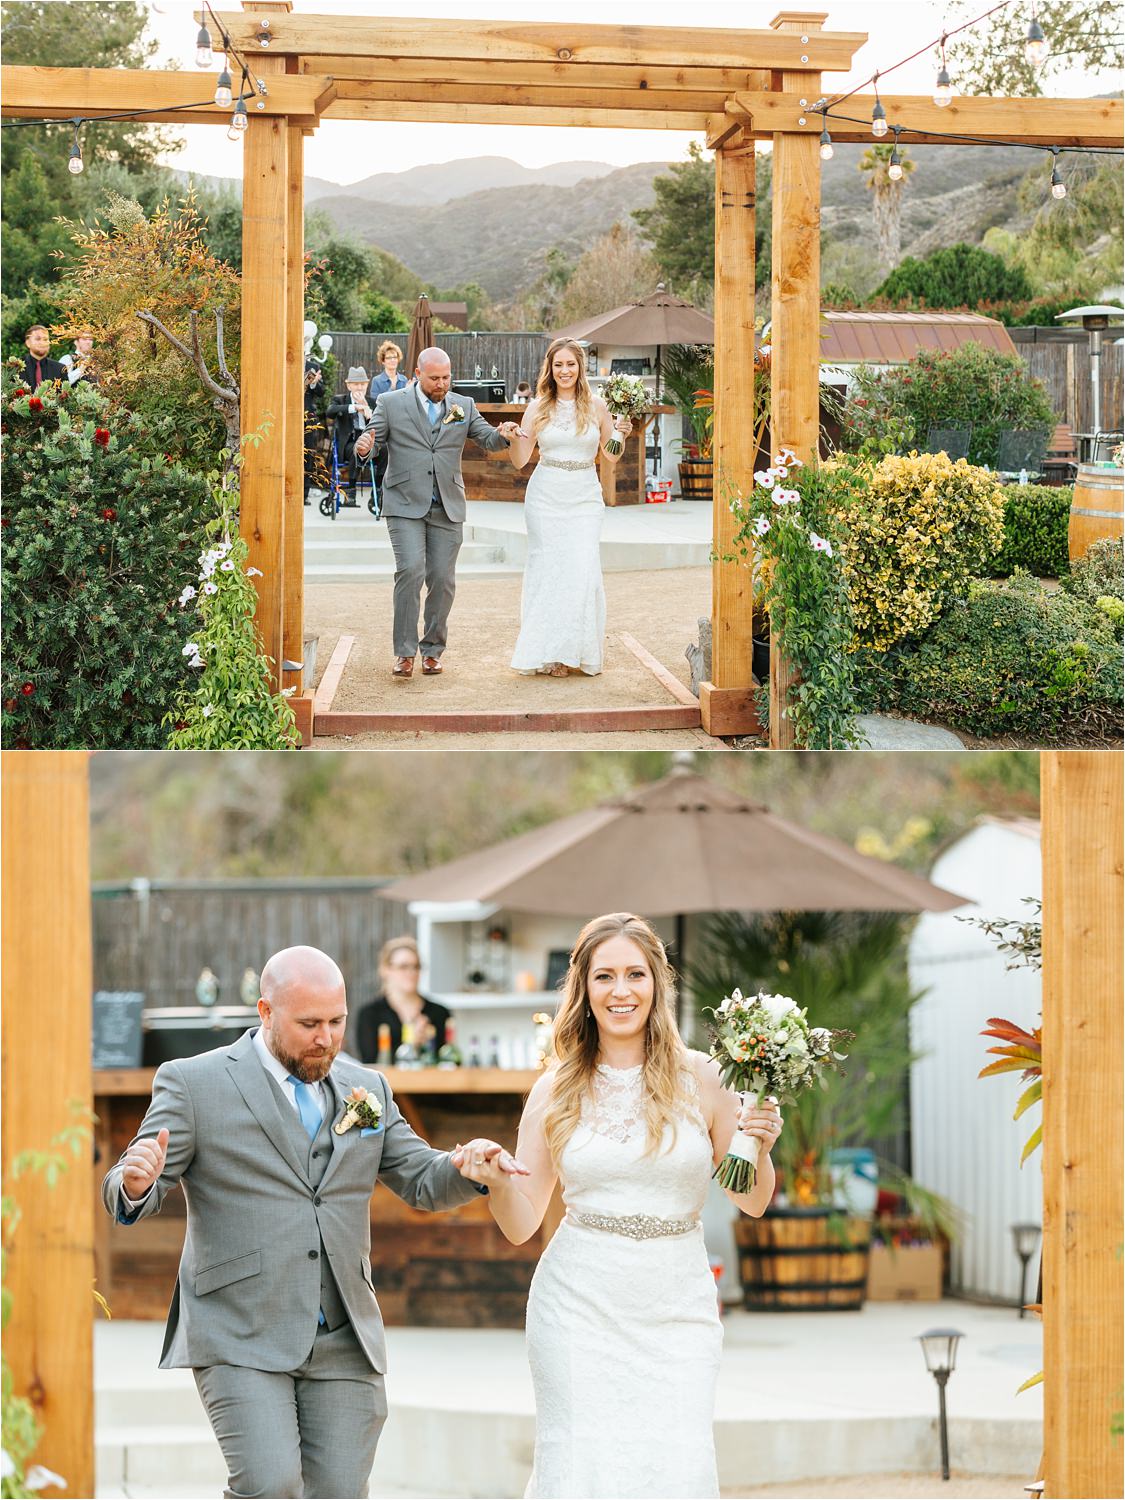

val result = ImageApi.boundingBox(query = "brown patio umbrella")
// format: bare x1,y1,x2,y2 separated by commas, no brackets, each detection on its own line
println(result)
555,285,714,347
382,770,967,916
404,293,434,376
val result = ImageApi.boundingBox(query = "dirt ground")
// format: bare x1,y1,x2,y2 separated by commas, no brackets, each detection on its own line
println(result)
305,568,719,750
727,1475,1030,1499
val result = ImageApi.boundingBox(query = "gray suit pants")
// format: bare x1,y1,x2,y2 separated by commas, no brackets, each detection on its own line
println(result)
194,1322,387,1499
385,500,463,659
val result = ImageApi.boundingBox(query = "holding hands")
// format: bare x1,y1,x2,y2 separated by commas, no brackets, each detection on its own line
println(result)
122,1127,169,1198
737,1096,783,1154
451,1137,530,1188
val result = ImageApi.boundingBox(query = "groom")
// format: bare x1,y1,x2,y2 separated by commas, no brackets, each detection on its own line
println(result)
101,944,524,1499
354,346,516,678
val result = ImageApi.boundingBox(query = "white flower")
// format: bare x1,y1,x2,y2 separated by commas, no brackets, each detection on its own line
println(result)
178,585,196,606
755,469,777,488
1,1452,16,1481
202,581,218,596
201,704,214,718
25,1465,67,1491
219,559,235,572
759,993,799,1024
246,566,263,577
182,641,199,658
214,540,232,558
773,464,789,479
773,488,799,507
808,531,834,556
753,515,771,537
777,448,804,469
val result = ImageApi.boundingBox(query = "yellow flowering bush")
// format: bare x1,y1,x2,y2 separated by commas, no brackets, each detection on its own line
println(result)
828,453,1005,651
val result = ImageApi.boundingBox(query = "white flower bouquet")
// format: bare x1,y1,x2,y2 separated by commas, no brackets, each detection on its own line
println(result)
704,988,854,1193
600,373,649,456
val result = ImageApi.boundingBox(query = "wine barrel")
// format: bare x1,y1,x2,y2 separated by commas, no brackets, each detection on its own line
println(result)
735,1207,871,1312
1069,464,1124,560
678,457,713,501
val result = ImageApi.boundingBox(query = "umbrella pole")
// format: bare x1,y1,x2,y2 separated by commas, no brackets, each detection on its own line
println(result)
675,910,689,1034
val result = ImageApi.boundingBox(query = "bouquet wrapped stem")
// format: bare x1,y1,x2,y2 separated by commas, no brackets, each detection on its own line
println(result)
715,1089,761,1194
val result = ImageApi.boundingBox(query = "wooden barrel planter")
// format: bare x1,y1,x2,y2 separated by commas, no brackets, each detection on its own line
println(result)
1069,464,1124,560
735,1206,871,1312
678,456,712,501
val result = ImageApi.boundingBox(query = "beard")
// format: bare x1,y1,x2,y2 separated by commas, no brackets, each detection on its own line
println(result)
270,1037,339,1083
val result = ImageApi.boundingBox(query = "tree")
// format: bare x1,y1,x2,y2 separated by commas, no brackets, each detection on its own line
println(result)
944,0,1123,97
874,243,1035,308
553,224,658,325
858,143,917,270
991,156,1125,300
632,141,714,298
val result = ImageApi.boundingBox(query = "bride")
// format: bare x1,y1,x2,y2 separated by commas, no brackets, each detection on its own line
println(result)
452,912,784,1500
501,339,632,677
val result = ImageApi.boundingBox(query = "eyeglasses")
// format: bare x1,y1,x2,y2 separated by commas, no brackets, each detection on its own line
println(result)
386,960,421,971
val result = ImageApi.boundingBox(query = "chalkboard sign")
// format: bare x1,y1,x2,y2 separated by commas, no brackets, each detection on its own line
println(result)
92,991,145,1069
544,950,570,994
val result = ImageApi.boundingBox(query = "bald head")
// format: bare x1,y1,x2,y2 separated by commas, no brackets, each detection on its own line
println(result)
258,946,347,1083
415,346,451,400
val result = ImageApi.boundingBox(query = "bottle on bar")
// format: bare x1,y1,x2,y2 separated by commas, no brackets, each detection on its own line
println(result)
487,1033,502,1068
419,1028,437,1067
437,1019,463,1069
376,1023,393,1067
467,1033,483,1068
394,1022,420,1070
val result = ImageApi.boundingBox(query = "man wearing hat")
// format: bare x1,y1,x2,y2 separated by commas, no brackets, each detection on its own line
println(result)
326,366,376,508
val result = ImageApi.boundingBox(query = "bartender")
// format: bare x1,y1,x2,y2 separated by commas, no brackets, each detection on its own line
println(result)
356,935,450,1061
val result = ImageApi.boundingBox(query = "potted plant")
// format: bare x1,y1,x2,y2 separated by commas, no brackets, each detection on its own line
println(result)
662,344,713,500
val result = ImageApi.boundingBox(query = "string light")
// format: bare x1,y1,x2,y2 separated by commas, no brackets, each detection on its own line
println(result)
194,22,213,70
1049,147,1067,198
871,74,889,137
214,62,233,109
888,128,904,181
227,81,249,140
933,35,955,107
67,119,83,175
1025,7,1050,67
819,114,834,161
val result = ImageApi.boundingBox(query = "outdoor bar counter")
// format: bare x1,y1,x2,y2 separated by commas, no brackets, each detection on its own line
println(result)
466,403,663,506
93,1066,554,1327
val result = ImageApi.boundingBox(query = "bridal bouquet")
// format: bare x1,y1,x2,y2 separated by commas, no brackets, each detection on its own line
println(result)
704,988,854,1193
600,373,649,456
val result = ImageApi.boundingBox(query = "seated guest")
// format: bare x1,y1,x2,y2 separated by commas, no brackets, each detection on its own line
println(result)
367,342,409,496
326,366,374,503
513,381,532,405
60,330,97,386
22,326,66,390
303,359,327,504
355,935,451,1062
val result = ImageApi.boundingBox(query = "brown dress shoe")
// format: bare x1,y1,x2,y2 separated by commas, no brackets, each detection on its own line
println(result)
392,656,414,677
421,656,443,675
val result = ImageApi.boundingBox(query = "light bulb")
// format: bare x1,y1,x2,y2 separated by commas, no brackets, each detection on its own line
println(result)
933,66,954,107
1050,164,1067,199
231,97,249,133
871,100,888,138
68,141,84,175
195,25,213,69
1025,18,1048,67
819,128,834,162
226,121,241,142
888,150,903,182
214,66,233,108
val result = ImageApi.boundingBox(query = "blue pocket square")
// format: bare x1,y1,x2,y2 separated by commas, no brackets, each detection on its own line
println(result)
361,1125,383,1137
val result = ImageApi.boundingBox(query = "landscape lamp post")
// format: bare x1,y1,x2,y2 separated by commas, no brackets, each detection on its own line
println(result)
918,1327,965,1481
1010,1222,1041,1318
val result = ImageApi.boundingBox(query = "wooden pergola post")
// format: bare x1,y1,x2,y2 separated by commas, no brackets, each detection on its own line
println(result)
1,752,95,1500
283,117,310,733
1041,751,1124,1499
768,11,825,748
238,0,292,692
700,119,762,738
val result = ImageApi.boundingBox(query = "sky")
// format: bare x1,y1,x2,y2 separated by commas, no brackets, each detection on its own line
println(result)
138,0,1115,185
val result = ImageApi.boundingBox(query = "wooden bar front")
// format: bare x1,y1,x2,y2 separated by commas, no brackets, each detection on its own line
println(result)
94,1067,553,1328
464,404,653,506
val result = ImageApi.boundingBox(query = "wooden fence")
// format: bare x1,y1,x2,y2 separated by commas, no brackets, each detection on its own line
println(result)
92,879,410,1051
1010,329,1123,432
326,330,549,396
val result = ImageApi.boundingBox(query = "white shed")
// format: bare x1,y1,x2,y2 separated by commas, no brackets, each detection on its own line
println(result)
908,817,1043,1303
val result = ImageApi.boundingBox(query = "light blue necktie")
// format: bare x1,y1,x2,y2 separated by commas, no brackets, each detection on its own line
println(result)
426,398,440,427
288,1075,327,1326
287,1075,322,1140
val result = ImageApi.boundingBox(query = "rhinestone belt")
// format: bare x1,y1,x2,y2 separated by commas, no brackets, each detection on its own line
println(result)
538,457,596,471
569,1211,700,1240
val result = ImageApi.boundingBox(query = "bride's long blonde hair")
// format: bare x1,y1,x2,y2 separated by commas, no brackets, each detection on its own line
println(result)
542,912,695,1163
531,337,596,438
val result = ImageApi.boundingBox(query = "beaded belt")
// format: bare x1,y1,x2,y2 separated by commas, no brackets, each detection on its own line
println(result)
538,457,596,471
569,1211,700,1240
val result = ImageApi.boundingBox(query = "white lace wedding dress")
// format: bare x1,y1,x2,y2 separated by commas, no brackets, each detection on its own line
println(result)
525,1064,722,1499
511,400,606,675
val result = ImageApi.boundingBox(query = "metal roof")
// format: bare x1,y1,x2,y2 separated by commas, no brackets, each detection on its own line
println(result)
820,310,1017,365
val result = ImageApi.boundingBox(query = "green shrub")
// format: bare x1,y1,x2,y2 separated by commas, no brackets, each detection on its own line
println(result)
845,343,1057,470
1061,534,1123,604
874,243,1034,308
1,363,210,748
827,452,1005,650
989,484,1071,578
853,571,1123,741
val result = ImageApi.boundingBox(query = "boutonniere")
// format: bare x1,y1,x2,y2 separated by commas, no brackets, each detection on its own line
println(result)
442,404,465,425
333,1086,383,1135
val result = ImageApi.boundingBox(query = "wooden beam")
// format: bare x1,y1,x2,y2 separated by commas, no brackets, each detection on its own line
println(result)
214,14,867,71
321,98,709,131
0,65,333,125
729,90,1125,148
1,752,95,1500
768,15,823,750
239,65,288,691
329,77,729,115
617,632,701,709
313,633,356,715
1041,751,1124,1500
707,114,747,150
314,705,702,736
281,115,305,698
703,122,761,739
301,55,760,92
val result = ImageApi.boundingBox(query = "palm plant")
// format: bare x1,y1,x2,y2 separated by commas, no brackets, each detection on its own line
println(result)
858,143,917,270
661,343,714,456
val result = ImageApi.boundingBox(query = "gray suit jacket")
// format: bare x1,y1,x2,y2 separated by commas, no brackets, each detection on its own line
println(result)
369,385,509,521
100,1029,480,1374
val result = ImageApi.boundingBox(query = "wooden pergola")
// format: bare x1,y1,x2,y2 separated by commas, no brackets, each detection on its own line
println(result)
2,7,1121,745
3,750,1122,1497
